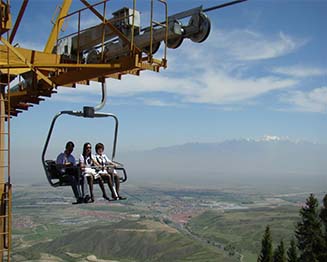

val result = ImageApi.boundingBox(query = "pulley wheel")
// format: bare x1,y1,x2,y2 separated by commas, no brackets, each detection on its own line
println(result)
166,36,184,49
189,12,211,43
166,20,184,49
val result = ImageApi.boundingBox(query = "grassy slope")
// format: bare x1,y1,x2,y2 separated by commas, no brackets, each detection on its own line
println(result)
20,219,237,262
187,206,299,262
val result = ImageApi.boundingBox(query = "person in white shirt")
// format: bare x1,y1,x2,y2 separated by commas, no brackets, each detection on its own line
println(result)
79,142,109,202
94,142,126,200
56,141,83,204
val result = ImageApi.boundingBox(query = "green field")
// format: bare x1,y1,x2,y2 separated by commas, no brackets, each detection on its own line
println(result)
187,206,300,262
17,219,236,262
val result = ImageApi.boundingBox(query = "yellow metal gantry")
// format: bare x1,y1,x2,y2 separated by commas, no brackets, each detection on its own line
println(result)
0,0,169,260
1,0,168,117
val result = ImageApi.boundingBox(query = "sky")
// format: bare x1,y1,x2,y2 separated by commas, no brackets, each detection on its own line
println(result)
6,0,327,178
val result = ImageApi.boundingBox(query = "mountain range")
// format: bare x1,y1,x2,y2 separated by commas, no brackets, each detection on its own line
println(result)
120,137,327,188
12,137,327,188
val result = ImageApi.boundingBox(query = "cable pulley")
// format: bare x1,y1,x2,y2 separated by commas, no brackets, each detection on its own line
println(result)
189,12,211,43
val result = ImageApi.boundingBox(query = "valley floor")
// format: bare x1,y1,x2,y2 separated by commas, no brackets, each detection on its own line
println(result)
11,183,325,262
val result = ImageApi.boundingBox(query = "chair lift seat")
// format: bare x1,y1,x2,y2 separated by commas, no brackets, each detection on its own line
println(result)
45,160,80,187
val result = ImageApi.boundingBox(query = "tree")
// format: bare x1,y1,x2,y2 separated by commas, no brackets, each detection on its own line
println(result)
258,225,273,262
287,239,298,262
273,240,286,262
295,194,325,262
319,194,327,237
319,194,327,261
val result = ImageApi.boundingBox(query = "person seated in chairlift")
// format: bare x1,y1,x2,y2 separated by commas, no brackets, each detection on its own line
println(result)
56,141,84,204
94,142,126,200
79,142,110,203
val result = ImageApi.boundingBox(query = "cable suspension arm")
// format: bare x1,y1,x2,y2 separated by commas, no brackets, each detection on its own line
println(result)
203,0,248,13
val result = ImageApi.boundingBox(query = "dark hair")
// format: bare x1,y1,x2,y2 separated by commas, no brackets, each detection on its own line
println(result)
95,143,104,152
65,141,74,149
82,142,92,164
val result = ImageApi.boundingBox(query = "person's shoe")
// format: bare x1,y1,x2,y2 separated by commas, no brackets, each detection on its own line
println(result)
103,195,110,201
90,196,95,203
84,195,91,203
78,197,84,203
118,195,127,200
111,195,118,201
72,197,84,204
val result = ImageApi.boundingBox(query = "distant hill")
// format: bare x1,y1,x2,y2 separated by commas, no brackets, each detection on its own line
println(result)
120,138,327,188
23,219,237,262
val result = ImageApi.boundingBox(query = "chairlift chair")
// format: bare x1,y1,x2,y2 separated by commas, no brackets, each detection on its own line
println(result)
41,106,127,187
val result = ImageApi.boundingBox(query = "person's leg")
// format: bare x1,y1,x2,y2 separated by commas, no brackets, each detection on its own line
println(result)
114,174,120,193
69,176,84,203
81,175,91,203
66,168,83,204
87,176,94,202
114,173,126,200
71,168,82,197
104,174,118,199
69,176,79,199
98,177,109,200
80,175,85,196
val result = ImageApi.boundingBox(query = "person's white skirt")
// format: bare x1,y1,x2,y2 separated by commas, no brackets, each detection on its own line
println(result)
83,167,96,177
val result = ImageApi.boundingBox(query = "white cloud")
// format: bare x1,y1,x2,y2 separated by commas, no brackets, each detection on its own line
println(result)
141,98,177,107
271,65,327,78
51,65,297,106
115,70,298,105
208,30,306,61
185,70,297,104
281,87,327,113
160,29,306,77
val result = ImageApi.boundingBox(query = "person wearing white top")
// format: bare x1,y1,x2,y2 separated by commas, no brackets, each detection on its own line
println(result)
79,142,109,202
94,142,126,200
56,141,83,204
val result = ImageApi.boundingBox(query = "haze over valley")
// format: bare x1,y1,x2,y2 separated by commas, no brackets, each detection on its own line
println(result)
13,136,327,190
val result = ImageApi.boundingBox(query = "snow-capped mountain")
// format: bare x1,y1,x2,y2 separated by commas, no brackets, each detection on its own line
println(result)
121,137,327,181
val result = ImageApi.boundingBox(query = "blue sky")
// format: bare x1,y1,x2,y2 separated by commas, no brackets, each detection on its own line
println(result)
8,0,327,161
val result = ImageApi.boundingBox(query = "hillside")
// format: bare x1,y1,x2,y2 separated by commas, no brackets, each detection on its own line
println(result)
187,206,300,262
21,219,237,262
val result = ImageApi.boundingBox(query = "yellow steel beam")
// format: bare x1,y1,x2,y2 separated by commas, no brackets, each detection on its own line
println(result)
50,54,136,86
0,0,12,35
0,44,59,75
43,0,72,53
0,63,121,69
0,37,54,87
0,68,29,76
5,90,27,97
